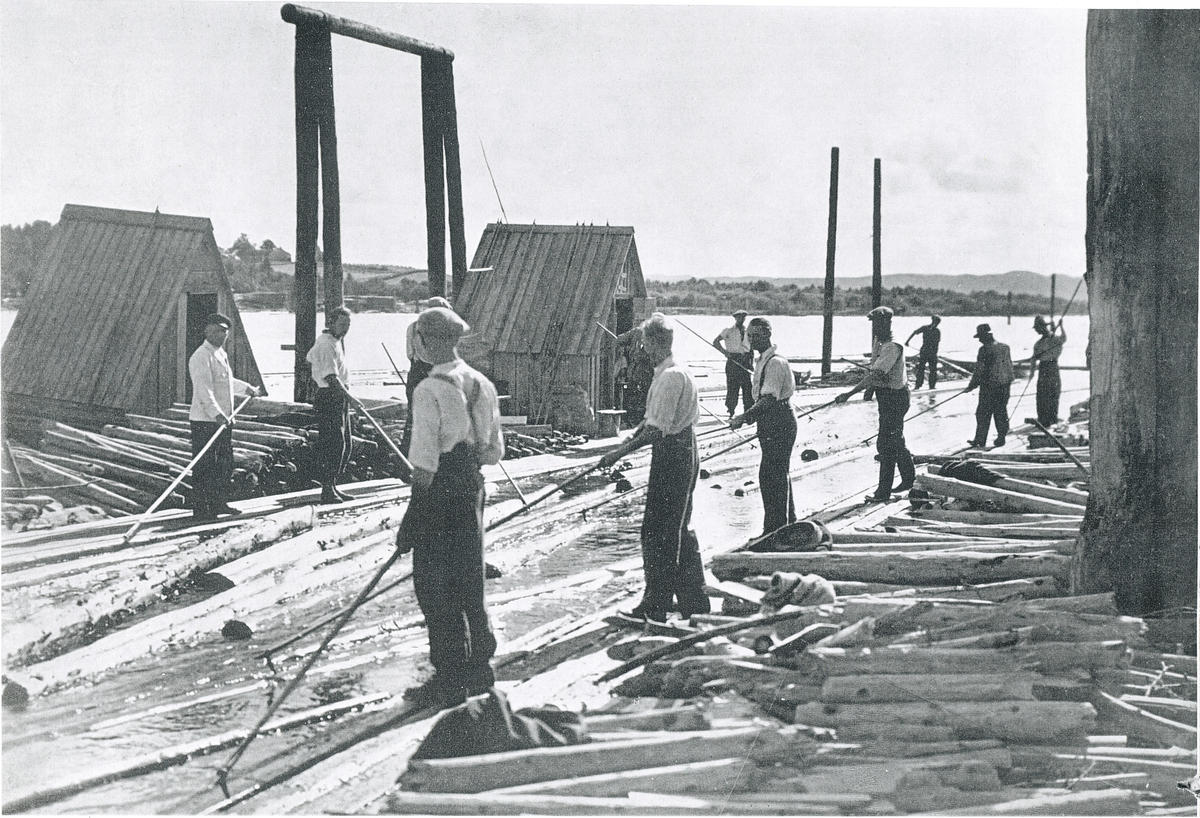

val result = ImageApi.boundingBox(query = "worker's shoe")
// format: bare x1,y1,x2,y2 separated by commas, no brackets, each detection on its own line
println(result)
465,665,496,697
966,439,985,448
863,493,891,504
403,676,467,710
319,486,345,504
620,604,669,623
992,437,1006,447
211,503,242,517
892,479,915,494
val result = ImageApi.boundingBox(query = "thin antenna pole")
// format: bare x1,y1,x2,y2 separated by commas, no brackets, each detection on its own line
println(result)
479,139,508,223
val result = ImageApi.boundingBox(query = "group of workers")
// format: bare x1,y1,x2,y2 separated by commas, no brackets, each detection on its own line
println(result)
184,297,1067,709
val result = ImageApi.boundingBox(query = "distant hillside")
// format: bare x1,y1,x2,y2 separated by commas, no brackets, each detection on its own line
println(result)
648,271,1086,300
270,261,422,285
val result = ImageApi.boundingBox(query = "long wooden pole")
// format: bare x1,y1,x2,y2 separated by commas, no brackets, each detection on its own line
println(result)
281,3,454,59
821,147,839,378
421,57,447,298
872,158,882,308
315,30,343,315
1049,273,1057,326
293,24,321,402
438,59,468,301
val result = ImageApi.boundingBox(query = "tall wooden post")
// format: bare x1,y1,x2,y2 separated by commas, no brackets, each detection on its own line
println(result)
438,60,468,301
315,30,343,315
821,147,839,378
1048,273,1056,325
1007,291,1013,325
421,57,447,299
1076,10,1198,615
293,24,322,402
872,158,882,308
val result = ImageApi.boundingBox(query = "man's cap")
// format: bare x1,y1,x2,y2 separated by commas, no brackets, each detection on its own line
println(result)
204,313,232,329
974,323,993,338
1033,315,1049,328
419,296,452,311
931,315,941,323
732,309,748,317
867,306,894,321
416,306,470,339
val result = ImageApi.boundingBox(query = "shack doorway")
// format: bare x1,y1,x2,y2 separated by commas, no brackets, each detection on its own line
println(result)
183,292,218,402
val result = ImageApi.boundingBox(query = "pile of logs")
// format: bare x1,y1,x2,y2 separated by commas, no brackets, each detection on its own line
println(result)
387,433,1197,816
502,427,588,460
1,398,409,524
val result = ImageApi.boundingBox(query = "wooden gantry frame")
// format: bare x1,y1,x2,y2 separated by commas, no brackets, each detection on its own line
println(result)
282,4,466,400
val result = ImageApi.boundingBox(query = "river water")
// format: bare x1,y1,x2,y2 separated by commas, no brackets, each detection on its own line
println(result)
0,308,1091,813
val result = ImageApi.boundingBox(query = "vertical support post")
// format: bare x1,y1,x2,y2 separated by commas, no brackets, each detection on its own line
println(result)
1049,273,1056,325
293,24,322,402
1007,291,1013,324
421,57,447,298
872,158,882,309
821,147,840,378
437,60,468,302
315,30,343,316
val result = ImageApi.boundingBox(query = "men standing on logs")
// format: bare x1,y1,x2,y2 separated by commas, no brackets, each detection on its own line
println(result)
712,309,754,418
395,307,505,709
188,313,261,521
401,296,452,456
1029,315,1066,426
964,322,1015,448
835,306,916,503
730,317,797,535
906,315,942,389
306,306,355,504
599,314,710,621
615,324,654,426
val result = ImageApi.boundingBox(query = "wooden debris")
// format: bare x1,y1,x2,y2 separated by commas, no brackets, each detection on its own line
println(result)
710,551,1071,585
917,473,1087,514
792,701,1098,743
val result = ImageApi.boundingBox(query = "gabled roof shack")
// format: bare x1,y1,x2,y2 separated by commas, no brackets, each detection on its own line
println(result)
455,223,647,358
2,204,262,416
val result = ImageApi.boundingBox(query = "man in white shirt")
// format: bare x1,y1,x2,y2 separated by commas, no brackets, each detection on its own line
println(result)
712,309,753,418
730,317,797,535
599,314,709,622
401,296,452,456
188,313,260,520
835,306,915,502
306,306,354,504
394,307,504,709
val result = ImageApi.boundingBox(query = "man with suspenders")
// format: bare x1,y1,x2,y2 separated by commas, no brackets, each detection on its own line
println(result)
395,307,505,709
730,317,797,536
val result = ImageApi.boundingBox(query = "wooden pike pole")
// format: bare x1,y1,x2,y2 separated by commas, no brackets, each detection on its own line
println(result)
120,394,256,544
1030,420,1091,478
669,317,753,376
821,147,839,378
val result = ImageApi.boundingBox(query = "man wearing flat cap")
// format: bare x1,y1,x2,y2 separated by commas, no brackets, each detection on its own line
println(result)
730,317,797,535
1029,315,1066,426
713,309,754,419
401,296,453,456
964,323,1014,448
188,313,261,520
835,306,916,502
395,306,505,709
306,305,354,504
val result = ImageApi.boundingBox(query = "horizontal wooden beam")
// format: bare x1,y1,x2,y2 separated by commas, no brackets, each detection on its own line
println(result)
281,4,454,59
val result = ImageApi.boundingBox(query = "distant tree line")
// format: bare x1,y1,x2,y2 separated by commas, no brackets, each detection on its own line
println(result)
1,221,54,297
647,278,1079,317
223,234,294,293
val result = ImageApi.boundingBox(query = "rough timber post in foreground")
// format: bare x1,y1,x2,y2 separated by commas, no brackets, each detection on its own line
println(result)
315,30,344,316
872,158,882,309
292,23,321,402
1076,9,1199,614
821,146,839,378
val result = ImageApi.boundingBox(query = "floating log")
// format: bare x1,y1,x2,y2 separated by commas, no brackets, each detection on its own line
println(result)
905,509,1083,526
490,757,751,797
384,791,836,816
788,748,1012,795
916,474,1086,514
32,449,189,496
921,788,1139,816
820,673,1053,703
399,727,809,793
792,701,1097,743
802,641,1128,677
41,429,178,473
1093,690,1197,749
710,551,1071,585
12,453,143,514
926,524,1080,540
584,706,710,733
980,463,1090,481
930,465,1088,506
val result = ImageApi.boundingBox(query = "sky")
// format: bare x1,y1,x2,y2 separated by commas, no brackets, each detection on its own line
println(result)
1,2,1089,280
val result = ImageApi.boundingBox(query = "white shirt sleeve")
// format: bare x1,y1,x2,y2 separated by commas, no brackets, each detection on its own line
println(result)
408,382,442,473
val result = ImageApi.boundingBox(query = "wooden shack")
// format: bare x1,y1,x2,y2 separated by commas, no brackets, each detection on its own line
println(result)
453,223,654,423
2,205,264,431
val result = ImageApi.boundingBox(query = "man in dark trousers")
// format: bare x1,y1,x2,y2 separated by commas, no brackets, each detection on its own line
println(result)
906,315,942,389
964,323,1015,448
306,306,354,504
730,317,797,535
1029,315,1066,426
835,306,916,502
188,313,261,520
599,313,709,621
395,307,505,709
712,309,753,418
401,296,452,456
615,324,655,425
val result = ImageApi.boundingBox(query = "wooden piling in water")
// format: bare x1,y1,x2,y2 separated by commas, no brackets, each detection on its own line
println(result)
821,147,839,378
315,30,343,315
422,57,448,299
293,23,322,402
872,158,882,309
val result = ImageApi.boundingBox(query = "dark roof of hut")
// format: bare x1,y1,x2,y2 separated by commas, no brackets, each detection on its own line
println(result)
2,204,261,409
456,223,646,357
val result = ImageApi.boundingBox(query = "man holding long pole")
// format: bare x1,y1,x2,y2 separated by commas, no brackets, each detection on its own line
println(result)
306,306,355,504
188,313,260,521
1029,315,1066,426
395,307,505,709
598,314,709,622
712,309,753,418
